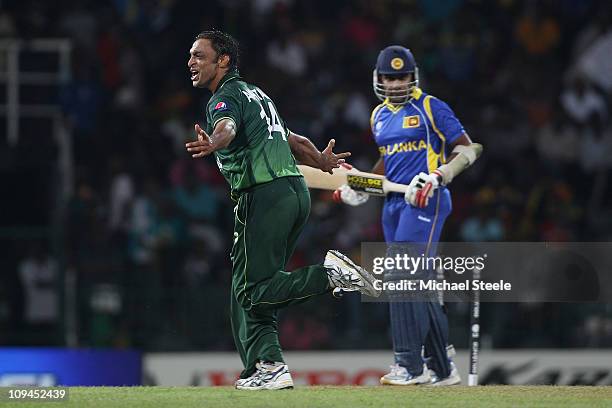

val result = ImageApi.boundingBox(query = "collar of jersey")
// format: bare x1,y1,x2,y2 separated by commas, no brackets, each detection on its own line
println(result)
383,87,423,113
214,70,241,93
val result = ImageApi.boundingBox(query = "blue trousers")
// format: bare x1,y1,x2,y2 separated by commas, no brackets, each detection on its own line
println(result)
383,188,452,377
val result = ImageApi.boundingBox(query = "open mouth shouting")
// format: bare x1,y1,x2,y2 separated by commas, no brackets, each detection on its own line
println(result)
190,68,199,83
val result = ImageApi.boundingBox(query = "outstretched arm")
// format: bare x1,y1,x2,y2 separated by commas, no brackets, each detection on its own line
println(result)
186,119,236,158
288,131,351,174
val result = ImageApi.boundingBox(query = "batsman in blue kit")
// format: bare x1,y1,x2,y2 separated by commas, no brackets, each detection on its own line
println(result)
335,45,483,385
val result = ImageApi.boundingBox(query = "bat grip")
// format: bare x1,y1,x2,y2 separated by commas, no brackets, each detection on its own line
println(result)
417,182,433,207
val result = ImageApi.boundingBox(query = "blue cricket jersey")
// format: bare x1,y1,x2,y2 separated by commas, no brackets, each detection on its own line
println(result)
371,87,466,246
371,87,465,184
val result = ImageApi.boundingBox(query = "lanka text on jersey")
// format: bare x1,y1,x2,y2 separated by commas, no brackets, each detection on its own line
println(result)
370,87,465,186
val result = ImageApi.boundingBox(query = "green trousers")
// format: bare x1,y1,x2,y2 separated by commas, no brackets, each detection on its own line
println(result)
230,176,330,378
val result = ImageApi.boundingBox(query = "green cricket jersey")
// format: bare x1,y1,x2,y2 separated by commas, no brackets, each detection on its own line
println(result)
205,70,302,198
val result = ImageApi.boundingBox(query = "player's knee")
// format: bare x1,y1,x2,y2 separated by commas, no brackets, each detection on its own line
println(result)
236,285,275,312
247,287,277,311
235,288,254,311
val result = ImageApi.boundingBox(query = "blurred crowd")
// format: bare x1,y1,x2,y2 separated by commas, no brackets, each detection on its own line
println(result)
2,0,612,350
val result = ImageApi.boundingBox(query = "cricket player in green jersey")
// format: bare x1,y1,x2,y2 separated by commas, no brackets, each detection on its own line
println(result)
185,30,378,390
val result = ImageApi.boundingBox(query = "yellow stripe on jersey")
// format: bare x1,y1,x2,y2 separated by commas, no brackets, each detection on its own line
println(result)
383,98,403,114
410,87,423,100
370,103,384,128
423,95,447,164
427,145,440,173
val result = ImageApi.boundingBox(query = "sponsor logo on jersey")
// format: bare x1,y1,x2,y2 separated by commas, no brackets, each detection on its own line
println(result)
402,115,420,128
214,101,228,111
391,57,404,70
378,140,427,156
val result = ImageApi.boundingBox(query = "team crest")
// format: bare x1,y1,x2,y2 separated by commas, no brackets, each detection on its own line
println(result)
214,101,228,111
391,57,404,70
402,115,420,128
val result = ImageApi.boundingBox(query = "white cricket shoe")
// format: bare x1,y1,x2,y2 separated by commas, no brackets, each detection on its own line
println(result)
380,364,431,386
235,362,294,390
324,250,380,297
428,361,462,386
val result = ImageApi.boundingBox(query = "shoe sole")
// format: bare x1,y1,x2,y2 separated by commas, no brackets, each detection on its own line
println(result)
428,376,462,386
236,381,294,391
328,250,380,298
266,380,294,390
380,377,431,386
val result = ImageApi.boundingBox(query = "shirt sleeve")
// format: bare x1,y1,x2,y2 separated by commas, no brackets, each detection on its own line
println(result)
207,91,243,130
370,104,384,134
429,97,465,146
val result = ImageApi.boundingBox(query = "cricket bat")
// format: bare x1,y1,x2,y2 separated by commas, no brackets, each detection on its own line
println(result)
297,164,408,196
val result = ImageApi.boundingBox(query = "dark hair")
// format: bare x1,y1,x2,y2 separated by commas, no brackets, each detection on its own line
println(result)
195,30,240,71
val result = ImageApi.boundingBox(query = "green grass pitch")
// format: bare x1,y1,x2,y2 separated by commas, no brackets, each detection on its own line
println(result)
3,386,612,407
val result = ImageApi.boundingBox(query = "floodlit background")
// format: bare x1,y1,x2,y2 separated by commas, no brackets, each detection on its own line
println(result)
1,0,611,386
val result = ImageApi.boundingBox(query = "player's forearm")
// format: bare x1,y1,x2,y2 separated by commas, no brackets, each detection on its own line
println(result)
435,133,483,185
288,132,324,168
444,134,471,163
210,119,237,151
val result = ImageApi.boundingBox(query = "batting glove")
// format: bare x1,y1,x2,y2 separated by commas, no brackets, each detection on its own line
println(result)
333,184,369,206
331,163,369,207
404,171,442,208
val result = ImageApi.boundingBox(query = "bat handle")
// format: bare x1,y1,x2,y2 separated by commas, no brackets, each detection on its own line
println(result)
417,182,433,207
